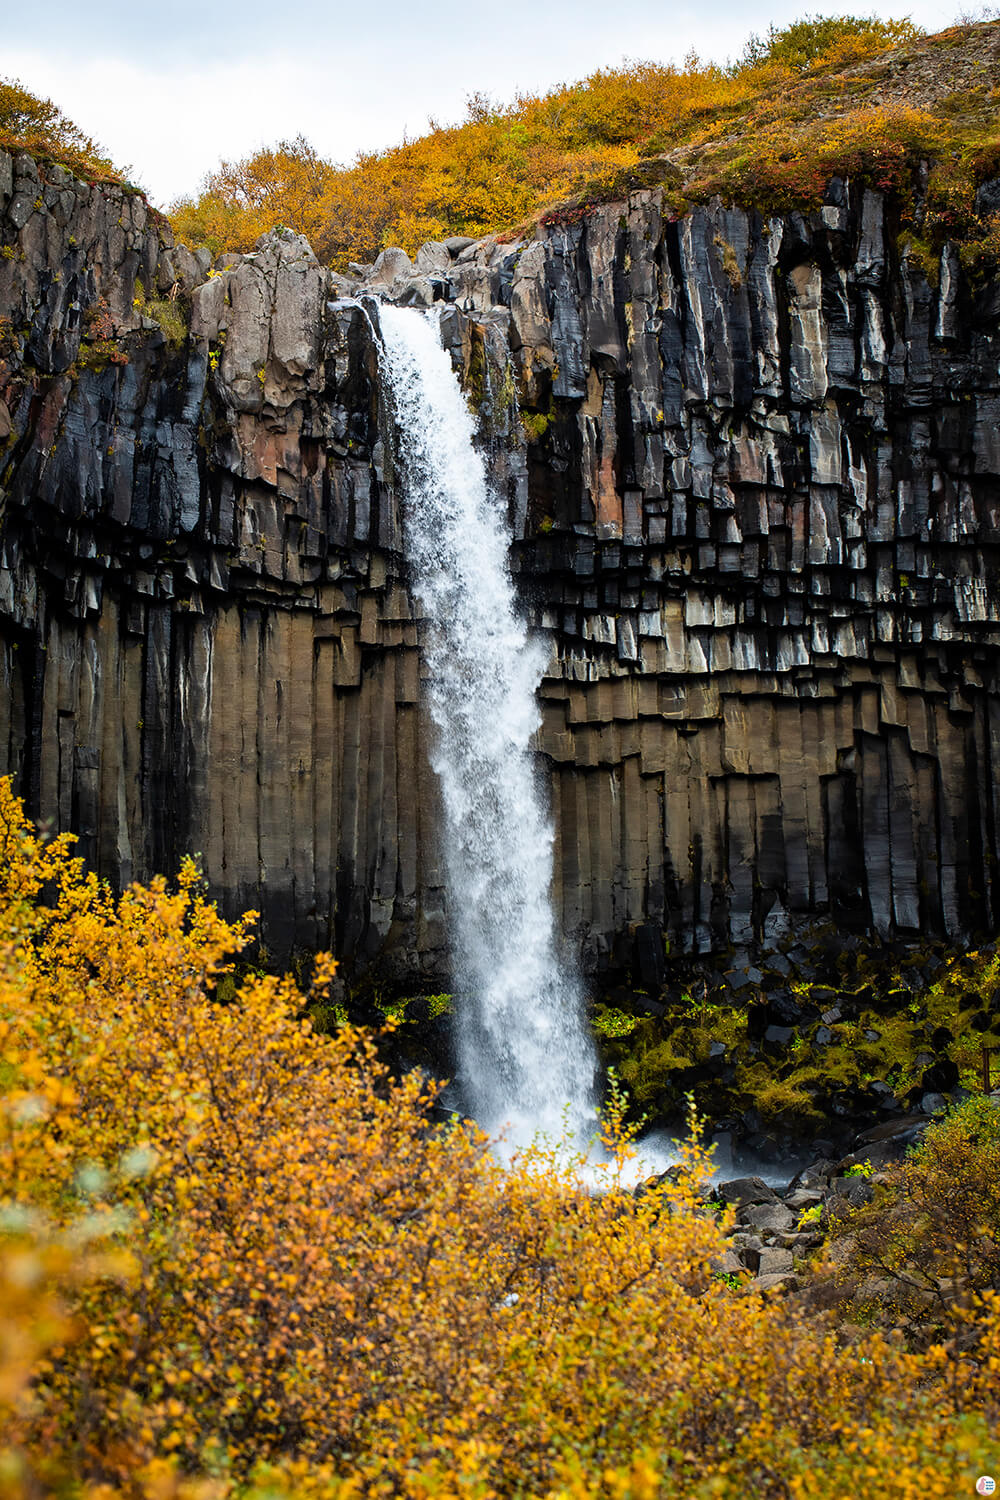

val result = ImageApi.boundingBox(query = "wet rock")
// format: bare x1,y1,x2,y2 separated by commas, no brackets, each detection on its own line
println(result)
853,1115,928,1160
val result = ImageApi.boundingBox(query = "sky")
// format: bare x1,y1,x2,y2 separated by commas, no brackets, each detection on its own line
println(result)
3,0,972,207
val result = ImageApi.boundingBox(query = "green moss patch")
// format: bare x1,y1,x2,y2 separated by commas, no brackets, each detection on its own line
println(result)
593,937,1000,1135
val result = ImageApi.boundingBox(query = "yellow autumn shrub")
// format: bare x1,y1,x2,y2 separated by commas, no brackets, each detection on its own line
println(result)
0,75,120,184
0,775,998,1498
169,14,935,268
818,1094,1000,1352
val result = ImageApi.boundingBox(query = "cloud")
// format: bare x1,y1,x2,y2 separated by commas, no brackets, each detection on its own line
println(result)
4,0,957,206
3,48,412,204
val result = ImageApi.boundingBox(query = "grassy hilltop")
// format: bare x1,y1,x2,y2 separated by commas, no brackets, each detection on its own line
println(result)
6,15,1000,277
166,12,1000,276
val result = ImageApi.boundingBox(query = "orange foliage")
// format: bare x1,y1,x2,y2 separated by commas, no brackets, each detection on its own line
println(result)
170,18,928,269
173,136,340,259
0,75,121,184
0,775,998,1498
696,103,950,211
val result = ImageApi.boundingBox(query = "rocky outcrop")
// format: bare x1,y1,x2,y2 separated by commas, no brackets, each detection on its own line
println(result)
455,189,1000,968
3,149,1000,978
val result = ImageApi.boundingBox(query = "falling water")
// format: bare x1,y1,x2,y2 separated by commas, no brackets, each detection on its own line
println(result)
378,303,597,1150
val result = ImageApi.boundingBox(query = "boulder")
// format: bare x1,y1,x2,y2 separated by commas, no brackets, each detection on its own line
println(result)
754,1272,799,1295
920,1092,949,1116
367,246,414,288
713,1249,745,1277
831,1176,873,1209
756,1246,795,1277
784,1188,823,1210
414,241,452,274
742,1203,797,1235
716,1176,778,1209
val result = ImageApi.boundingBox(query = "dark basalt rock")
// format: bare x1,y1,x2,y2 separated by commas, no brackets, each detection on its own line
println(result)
2,158,1000,984
713,1175,777,1208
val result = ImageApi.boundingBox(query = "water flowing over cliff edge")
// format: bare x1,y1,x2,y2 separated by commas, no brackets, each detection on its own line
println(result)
2,149,1000,989
377,303,595,1141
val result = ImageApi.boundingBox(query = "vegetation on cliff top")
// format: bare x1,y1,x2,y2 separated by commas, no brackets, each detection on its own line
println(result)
0,76,122,186
7,16,1000,281
1,773,1000,1496
166,14,1000,273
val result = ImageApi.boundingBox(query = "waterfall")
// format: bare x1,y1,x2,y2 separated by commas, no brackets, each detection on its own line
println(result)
377,303,597,1150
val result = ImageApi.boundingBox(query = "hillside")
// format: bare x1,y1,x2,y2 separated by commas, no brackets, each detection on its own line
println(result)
166,15,1000,273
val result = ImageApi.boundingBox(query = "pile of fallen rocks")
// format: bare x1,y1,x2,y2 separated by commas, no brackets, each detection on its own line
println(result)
707,1109,950,1293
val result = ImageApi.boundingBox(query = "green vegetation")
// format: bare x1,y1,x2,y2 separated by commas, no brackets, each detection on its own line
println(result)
133,282,189,348
520,409,554,443
591,1004,639,1038
377,991,454,1021
596,939,1000,1131
736,13,918,71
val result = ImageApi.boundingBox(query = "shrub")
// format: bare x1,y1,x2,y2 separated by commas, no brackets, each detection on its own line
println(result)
825,1094,1000,1351
736,15,920,73
168,12,935,269
0,776,999,1496
0,75,119,183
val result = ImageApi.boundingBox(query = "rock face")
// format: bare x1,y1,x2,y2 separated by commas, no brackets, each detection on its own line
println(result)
2,150,1000,978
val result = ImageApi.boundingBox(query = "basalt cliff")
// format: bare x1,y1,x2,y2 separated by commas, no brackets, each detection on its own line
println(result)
2,148,1000,984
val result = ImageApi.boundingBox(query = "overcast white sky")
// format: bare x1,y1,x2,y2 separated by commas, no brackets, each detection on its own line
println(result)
4,0,968,207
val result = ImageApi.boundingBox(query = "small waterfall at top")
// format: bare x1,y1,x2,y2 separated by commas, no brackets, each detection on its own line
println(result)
377,302,597,1150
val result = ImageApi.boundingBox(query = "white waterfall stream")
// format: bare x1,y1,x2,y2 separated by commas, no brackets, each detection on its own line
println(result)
377,302,597,1151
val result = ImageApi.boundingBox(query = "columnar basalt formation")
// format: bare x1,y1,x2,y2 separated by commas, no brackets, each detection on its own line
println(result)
1,147,999,978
